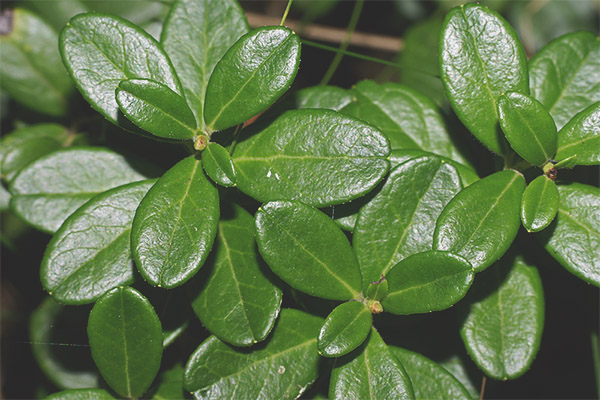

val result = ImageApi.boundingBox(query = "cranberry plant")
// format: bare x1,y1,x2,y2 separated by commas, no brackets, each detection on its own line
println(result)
1,0,598,398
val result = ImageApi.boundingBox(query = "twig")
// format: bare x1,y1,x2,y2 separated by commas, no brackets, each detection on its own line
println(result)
479,375,487,400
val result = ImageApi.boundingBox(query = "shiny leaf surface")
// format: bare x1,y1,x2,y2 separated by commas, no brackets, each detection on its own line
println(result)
233,109,390,207
440,3,529,154
434,170,525,271
132,156,219,288
88,287,162,398
46,389,116,400
41,180,154,304
521,175,559,232
202,142,236,187
318,301,372,357
555,101,600,165
255,201,362,300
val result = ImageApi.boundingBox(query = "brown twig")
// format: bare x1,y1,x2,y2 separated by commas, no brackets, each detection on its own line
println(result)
479,375,487,400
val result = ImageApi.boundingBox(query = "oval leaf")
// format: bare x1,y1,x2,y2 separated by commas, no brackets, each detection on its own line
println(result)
329,329,414,400
255,201,362,300
538,182,600,286
46,389,115,400
287,85,353,111
0,8,73,116
555,101,600,165
184,308,322,399
354,156,462,289
9,147,148,233
233,109,390,207
521,175,559,232
161,0,248,129
390,347,473,400
318,301,372,357
204,26,301,131
460,257,544,380
132,156,219,288
383,251,474,315
348,80,470,165
116,78,197,139
498,92,557,166
60,13,181,125
529,31,600,129
202,142,236,187
434,170,526,272
41,180,154,304
88,287,163,398
439,3,529,154
190,203,282,347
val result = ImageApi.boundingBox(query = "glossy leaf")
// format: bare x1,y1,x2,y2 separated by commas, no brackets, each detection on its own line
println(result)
366,279,388,302
383,251,474,315
60,13,181,125
349,80,469,165
205,26,301,131
555,101,600,165
41,180,154,304
233,109,390,207
0,123,71,182
354,156,462,288
132,156,219,288
440,3,529,154
330,329,414,400
498,92,557,166
30,297,99,389
539,182,600,286
149,364,185,400
0,8,73,116
390,347,473,400
88,287,163,398
161,0,248,129
190,203,282,347
460,257,544,380
116,79,197,139
529,31,600,129
318,301,372,357
256,201,362,300
434,170,525,271
202,142,236,187
288,85,353,111
46,389,115,400
521,175,559,232
10,148,148,233
184,308,322,399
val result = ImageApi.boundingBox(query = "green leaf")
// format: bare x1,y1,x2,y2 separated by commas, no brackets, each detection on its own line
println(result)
190,202,282,347
202,142,236,187
0,123,71,182
204,26,301,131
555,101,600,165
149,363,185,400
116,79,197,140
521,175,559,232
460,256,544,380
439,3,529,154
132,156,219,288
498,92,557,166
330,329,414,400
354,156,462,289
434,170,525,272
318,301,372,357
30,297,100,389
46,389,116,400
60,13,182,126
348,80,470,165
383,251,474,315
366,279,388,302
88,286,163,398
274,85,353,113
41,180,154,304
0,8,73,116
390,347,473,400
184,308,323,399
529,31,600,130
438,356,479,399
539,182,600,286
161,0,248,130
0,183,10,212
232,109,390,207
10,148,148,233
255,201,362,300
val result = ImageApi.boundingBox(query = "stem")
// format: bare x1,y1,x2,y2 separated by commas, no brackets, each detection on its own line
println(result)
479,375,486,400
228,124,243,155
319,0,364,86
280,0,294,26
592,331,600,398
